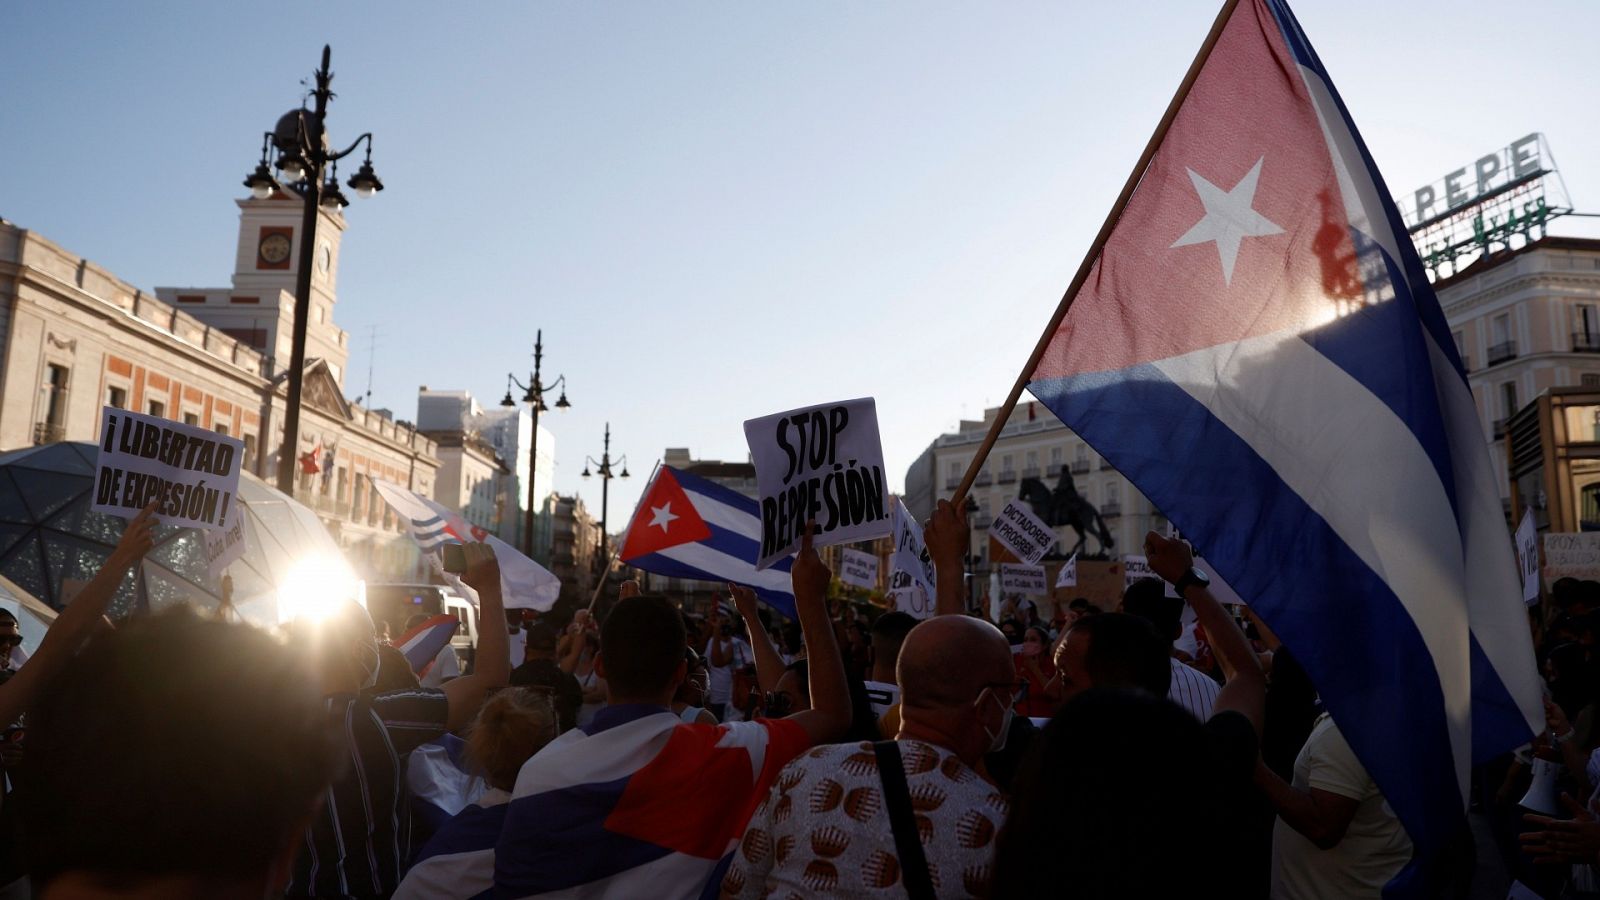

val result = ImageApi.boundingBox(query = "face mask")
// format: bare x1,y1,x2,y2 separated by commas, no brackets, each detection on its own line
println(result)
975,688,1015,753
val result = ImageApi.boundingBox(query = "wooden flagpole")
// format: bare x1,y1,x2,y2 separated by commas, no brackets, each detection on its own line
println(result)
948,0,1242,508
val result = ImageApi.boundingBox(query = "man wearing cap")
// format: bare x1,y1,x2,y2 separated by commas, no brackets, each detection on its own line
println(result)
510,621,583,733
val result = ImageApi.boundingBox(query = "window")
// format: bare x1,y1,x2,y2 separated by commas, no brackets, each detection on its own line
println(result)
948,461,960,479
44,365,69,426
243,435,257,472
183,413,199,427
337,468,349,503
1492,314,1511,345
148,400,165,418
1580,305,1598,338
1075,444,1088,463
1025,450,1038,469
214,423,229,437
1502,381,1519,418
106,386,127,410
1001,454,1013,471
1050,446,1063,465
1106,482,1120,504
353,475,368,518
1585,374,1600,388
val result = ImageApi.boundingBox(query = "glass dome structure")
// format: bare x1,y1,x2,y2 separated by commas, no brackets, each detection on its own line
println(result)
0,442,353,626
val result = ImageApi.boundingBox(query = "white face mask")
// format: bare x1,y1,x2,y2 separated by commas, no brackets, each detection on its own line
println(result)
975,688,1015,753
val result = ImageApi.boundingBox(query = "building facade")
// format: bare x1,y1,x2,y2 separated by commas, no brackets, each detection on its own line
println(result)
905,401,1161,606
546,492,598,609
418,390,555,560
0,193,439,583
1435,237,1600,504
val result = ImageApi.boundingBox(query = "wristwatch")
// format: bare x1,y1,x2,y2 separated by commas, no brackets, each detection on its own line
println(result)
1172,566,1211,596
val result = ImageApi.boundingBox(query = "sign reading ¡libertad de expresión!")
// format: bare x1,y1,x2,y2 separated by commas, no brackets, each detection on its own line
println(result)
92,407,244,531
745,398,889,570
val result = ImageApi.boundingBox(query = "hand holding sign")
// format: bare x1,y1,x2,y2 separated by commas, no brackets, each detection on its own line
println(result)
110,503,159,569
790,523,831,607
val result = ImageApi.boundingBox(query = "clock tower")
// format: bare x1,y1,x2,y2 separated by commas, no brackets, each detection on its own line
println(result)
227,192,351,385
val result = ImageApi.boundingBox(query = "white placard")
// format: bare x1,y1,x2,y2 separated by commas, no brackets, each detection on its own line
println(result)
888,498,936,619
1515,508,1539,605
203,517,248,585
744,398,889,570
93,407,244,531
988,498,1057,566
839,548,879,590
1055,554,1078,588
1000,564,1048,596
1544,533,1600,586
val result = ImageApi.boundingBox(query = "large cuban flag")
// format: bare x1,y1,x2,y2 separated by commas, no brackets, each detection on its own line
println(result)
1024,0,1542,888
620,466,797,619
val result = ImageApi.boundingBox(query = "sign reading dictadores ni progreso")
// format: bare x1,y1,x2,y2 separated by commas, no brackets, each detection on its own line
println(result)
92,407,244,530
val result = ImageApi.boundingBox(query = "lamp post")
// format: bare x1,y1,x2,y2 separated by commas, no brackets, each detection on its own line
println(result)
581,423,629,567
501,330,570,559
244,45,384,494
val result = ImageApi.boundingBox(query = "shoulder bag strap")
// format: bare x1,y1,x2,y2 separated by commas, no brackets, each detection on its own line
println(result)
873,740,937,900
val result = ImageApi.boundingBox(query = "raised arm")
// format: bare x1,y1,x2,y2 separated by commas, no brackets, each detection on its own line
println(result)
441,543,509,732
729,583,786,693
0,504,155,727
924,499,969,617
1145,532,1265,735
785,525,849,744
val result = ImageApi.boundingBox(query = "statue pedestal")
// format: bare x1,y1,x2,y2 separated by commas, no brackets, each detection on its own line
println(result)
1046,558,1126,613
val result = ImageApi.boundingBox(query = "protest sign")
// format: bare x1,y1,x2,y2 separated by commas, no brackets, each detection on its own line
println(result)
1000,564,1048,596
839,548,879,590
1544,533,1600,586
1055,554,1078,588
1122,554,1156,585
93,407,243,531
1515,509,1539,605
988,499,1057,566
203,518,248,585
744,398,889,569
887,499,935,619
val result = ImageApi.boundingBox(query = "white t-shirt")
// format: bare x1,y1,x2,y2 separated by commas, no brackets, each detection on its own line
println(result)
1271,715,1412,899
705,636,752,705
1168,657,1220,721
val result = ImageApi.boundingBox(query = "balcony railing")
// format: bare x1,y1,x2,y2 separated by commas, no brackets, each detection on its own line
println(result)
1101,501,1122,517
975,472,993,487
945,477,961,490
1070,460,1090,474
1047,463,1064,477
998,470,1017,484
1487,340,1518,366
1022,466,1041,480
32,422,65,445
1575,332,1600,353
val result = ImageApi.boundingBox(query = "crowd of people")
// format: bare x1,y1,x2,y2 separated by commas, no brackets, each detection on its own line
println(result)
0,498,1587,898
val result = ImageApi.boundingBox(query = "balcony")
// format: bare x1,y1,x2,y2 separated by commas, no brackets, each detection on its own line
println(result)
1486,340,1518,366
1070,460,1090,475
972,514,993,529
975,471,993,487
1100,459,1115,471
32,422,65,445
998,470,1017,484
1575,332,1600,353
1101,501,1122,517
945,477,961,490
1047,463,1064,477
1021,466,1041,480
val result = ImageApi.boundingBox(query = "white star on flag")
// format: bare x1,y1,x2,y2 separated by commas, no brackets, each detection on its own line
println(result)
1170,156,1283,285
648,502,679,533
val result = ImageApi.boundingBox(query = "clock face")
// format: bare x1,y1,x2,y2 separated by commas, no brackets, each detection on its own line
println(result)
259,233,292,265
317,242,332,274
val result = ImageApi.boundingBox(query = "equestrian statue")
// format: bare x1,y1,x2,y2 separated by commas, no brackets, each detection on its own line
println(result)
1016,470,1115,558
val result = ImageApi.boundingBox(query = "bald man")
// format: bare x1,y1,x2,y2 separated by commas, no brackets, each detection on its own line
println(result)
723,616,1015,899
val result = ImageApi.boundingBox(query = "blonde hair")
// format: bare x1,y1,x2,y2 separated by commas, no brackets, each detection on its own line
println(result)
466,688,559,790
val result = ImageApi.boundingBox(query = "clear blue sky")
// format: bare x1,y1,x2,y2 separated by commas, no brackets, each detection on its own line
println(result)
4,1,1597,524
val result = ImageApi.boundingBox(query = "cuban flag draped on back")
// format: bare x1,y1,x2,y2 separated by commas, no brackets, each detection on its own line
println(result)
372,479,562,611
1024,0,1542,889
620,466,796,619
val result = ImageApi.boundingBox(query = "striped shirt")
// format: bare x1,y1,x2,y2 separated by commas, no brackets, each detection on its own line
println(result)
1168,657,1221,721
287,688,451,899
